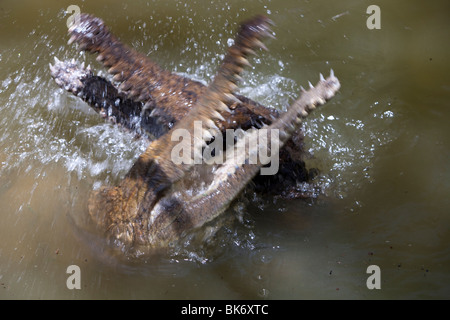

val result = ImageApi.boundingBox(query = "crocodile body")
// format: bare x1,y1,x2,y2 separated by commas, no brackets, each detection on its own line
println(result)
50,14,340,252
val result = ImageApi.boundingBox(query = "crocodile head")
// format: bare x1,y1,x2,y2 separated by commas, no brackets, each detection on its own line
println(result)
55,14,340,253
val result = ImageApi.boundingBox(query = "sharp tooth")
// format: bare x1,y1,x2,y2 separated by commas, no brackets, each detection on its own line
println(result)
308,101,317,111
212,110,225,121
242,47,256,56
236,56,251,67
308,81,314,89
330,68,335,77
230,64,244,75
203,129,213,141
262,30,276,39
300,86,306,93
144,101,153,110
49,63,56,74
149,108,158,117
320,73,325,81
119,82,132,92
138,93,147,101
54,57,61,63
233,74,243,83
68,35,77,45
252,39,268,51
224,93,241,105
228,81,239,92
78,42,87,50
204,118,219,131
217,101,231,113
129,90,138,98
108,66,119,74
279,130,289,141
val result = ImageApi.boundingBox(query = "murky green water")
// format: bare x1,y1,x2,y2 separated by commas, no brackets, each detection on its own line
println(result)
0,0,449,299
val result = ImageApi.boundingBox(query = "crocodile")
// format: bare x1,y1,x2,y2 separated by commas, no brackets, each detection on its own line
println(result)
51,14,321,198
50,13,340,252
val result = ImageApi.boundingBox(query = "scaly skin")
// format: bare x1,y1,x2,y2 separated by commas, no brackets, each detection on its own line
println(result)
51,14,316,197
51,14,340,251
49,59,284,139
49,58,168,139
67,14,278,131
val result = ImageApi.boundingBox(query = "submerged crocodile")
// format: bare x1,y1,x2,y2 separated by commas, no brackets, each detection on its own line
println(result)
50,13,340,251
